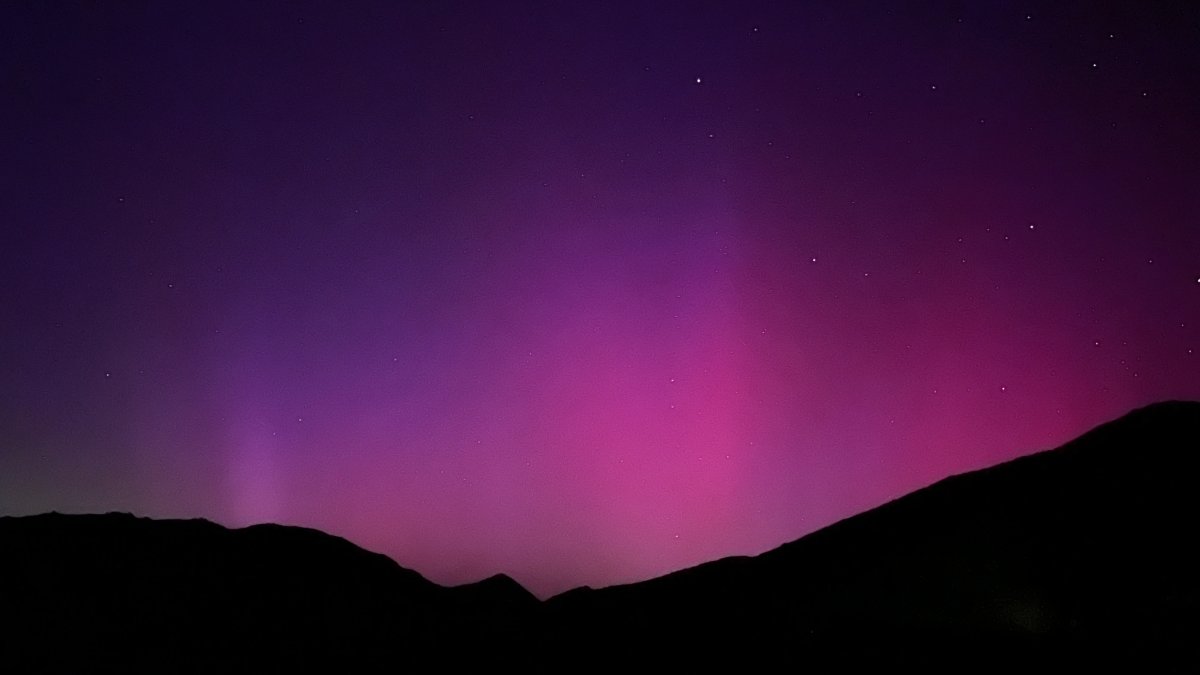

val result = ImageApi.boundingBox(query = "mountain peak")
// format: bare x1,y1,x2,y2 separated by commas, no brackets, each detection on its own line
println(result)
474,572,524,590
450,572,540,609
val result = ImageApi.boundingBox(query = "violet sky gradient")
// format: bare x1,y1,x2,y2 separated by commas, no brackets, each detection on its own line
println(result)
1,1,1198,597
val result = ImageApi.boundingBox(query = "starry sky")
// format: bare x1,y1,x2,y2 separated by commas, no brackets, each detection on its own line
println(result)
1,1,1197,597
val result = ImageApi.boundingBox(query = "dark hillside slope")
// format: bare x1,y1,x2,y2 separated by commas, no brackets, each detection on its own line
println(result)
0,513,533,671
545,401,1200,668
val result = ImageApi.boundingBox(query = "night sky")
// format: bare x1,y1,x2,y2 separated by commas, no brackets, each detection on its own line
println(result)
2,1,1197,598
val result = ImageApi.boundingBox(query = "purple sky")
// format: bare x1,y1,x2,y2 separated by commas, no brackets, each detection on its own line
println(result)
2,1,1197,597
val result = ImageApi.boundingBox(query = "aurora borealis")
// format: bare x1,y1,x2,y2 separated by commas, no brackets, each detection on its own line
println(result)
1,1,1197,597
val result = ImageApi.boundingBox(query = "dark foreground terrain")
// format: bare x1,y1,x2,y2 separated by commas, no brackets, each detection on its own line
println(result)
2,401,1197,671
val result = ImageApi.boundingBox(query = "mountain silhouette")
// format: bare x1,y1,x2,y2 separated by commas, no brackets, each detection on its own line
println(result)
544,400,1200,669
0,513,532,671
2,401,1197,671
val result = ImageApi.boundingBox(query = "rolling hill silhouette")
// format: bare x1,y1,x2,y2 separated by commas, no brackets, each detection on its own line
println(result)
0,514,536,671
2,401,1197,671
545,400,1200,668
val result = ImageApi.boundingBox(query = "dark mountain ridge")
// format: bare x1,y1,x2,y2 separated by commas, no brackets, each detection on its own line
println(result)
544,400,1200,667
2,401,1197,670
